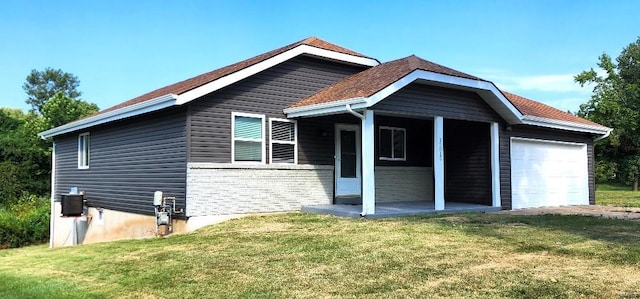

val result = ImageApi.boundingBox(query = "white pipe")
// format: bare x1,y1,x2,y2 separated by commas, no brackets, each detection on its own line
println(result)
49,142,56,248
346,104,364,120
594,129,612,141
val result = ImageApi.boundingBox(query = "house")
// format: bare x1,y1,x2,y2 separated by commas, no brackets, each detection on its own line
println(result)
40,37,611,247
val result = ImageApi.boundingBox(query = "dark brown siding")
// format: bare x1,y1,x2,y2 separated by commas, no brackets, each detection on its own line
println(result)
189,55,368,163
373,84,502,123
499,125,595,210
375,115,432,167
444,119,491,204
54,108,187,216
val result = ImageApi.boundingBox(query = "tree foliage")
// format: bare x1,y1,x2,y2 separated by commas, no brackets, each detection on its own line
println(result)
576,37,640,190
41,92,99,128
23,67,81,113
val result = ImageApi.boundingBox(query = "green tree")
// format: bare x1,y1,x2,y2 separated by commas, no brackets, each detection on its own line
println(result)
41,91,99,128
576,37,640,190
23,68,81,113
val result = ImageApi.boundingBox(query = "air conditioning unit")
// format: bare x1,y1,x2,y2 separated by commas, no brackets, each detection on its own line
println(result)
61,194,84,216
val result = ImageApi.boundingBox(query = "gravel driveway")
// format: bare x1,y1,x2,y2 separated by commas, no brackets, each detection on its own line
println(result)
502,205,640,220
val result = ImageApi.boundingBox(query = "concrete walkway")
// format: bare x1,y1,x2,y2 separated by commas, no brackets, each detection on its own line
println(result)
302,201,500,218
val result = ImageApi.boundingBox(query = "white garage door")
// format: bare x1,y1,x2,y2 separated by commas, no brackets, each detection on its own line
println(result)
511,138,589,209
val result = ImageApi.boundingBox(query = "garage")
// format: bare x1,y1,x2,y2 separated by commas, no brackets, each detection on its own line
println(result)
510,138,589,209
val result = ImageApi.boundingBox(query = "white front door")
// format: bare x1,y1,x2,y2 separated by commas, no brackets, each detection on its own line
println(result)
335,124,361,197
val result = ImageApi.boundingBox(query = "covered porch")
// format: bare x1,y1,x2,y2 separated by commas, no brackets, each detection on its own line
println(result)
302,201,501,218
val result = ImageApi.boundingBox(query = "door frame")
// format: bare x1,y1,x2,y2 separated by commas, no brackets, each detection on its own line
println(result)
335,123,362,198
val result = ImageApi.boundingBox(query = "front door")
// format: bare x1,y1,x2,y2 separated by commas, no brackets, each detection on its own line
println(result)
335,124,361,197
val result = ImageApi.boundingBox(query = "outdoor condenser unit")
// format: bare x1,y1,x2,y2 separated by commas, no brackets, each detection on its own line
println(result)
61,194,84,216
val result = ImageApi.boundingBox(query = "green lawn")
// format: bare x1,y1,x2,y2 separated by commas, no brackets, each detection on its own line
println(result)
1,212,639,298
597,183,640,207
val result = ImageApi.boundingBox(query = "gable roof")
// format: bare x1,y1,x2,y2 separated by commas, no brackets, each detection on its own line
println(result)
284,55,610,135
40,38,610,139
39,37,379,139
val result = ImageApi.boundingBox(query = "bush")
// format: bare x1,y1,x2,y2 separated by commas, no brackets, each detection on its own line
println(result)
0,194,50,249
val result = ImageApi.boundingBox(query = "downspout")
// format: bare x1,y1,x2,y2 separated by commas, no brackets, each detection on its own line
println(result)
346,104,364,120
594,129,612,142
49,142,56,248
345,104,367,216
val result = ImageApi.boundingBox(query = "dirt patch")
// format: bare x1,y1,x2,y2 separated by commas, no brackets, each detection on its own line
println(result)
440,216,470,223
502,205,640,220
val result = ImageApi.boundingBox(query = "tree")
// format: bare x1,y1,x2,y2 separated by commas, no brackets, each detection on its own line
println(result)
576,37,640,190
41,92,99,128
23,68,81,113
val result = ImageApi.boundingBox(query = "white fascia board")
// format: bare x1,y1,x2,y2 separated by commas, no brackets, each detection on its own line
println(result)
39,94,178,139
522,115,612,135
176,44,379,105
366,70,524,124
284,98,367,118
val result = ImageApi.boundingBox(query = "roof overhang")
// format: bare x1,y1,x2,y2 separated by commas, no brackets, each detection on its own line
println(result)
521,115,612,137
38,94,178,139
284,69,524,124
40,44,379,139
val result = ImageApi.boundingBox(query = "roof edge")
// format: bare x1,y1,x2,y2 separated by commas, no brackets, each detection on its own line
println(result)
521,115,612,136
39,94,178,139
176,44,379,104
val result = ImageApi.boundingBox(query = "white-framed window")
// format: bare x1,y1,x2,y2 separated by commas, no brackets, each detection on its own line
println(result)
232,112,265,163
269,118,297,164
379,126,406,161
78,133,90,169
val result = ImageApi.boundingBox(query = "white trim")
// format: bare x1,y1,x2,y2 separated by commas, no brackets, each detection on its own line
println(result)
176,45,378,105
490,122,501,208
49,142,56,248
231,112,266,164
434,117,445,211
521,115,611,135
361,110,376,215
39,94,177,139
378,126,406,161
77,133,90,169
269,118,297,164
283,98,367,118
510,136,588,147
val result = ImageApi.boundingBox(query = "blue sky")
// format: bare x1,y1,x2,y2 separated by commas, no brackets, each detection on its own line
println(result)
1,0,638,113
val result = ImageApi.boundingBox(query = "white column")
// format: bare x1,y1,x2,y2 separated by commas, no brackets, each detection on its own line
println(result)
434,116,445,210
490,122,501,208
361,109,376,215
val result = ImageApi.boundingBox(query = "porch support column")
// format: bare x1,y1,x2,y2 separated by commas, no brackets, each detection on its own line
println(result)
361,109,376,215
434,116,445,211
490,122,501,208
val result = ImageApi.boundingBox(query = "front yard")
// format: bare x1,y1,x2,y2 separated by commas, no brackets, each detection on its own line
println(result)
1,210,639,298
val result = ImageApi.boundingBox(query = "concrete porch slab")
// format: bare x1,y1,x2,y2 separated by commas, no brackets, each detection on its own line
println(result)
302,201,501,218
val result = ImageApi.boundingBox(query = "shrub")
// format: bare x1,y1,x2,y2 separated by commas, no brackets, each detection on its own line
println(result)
0,193,50,249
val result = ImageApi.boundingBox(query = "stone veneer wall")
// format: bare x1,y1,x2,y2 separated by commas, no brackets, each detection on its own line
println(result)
186,163,334,216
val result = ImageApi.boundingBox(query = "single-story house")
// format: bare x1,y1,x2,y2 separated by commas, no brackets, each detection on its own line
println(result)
40,37,611,247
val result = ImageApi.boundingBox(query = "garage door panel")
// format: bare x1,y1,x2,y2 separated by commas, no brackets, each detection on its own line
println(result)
511,138,588,209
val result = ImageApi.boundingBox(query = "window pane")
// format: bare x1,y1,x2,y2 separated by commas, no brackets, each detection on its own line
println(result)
234,116,262,139
341,130,356,154
235,140,262,161
393,129,405,159
379,128,392,158
271,121,294,142
341,153,357,178
272,143,294,163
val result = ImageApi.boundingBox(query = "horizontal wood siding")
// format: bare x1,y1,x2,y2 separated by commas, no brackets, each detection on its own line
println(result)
373,84,502,123
499,125,595,210
189,55,367,163
375,166,434,202
54,108,187,216
375,115,432,167
444,119,491,205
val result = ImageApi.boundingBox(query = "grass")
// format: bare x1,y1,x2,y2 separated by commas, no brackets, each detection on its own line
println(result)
597,183,640,207
1,212,640,298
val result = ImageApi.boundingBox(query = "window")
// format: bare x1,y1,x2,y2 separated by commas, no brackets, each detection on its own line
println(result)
270,119,297,164
78,133,90,169
232,113,265,163
379,126,406,161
